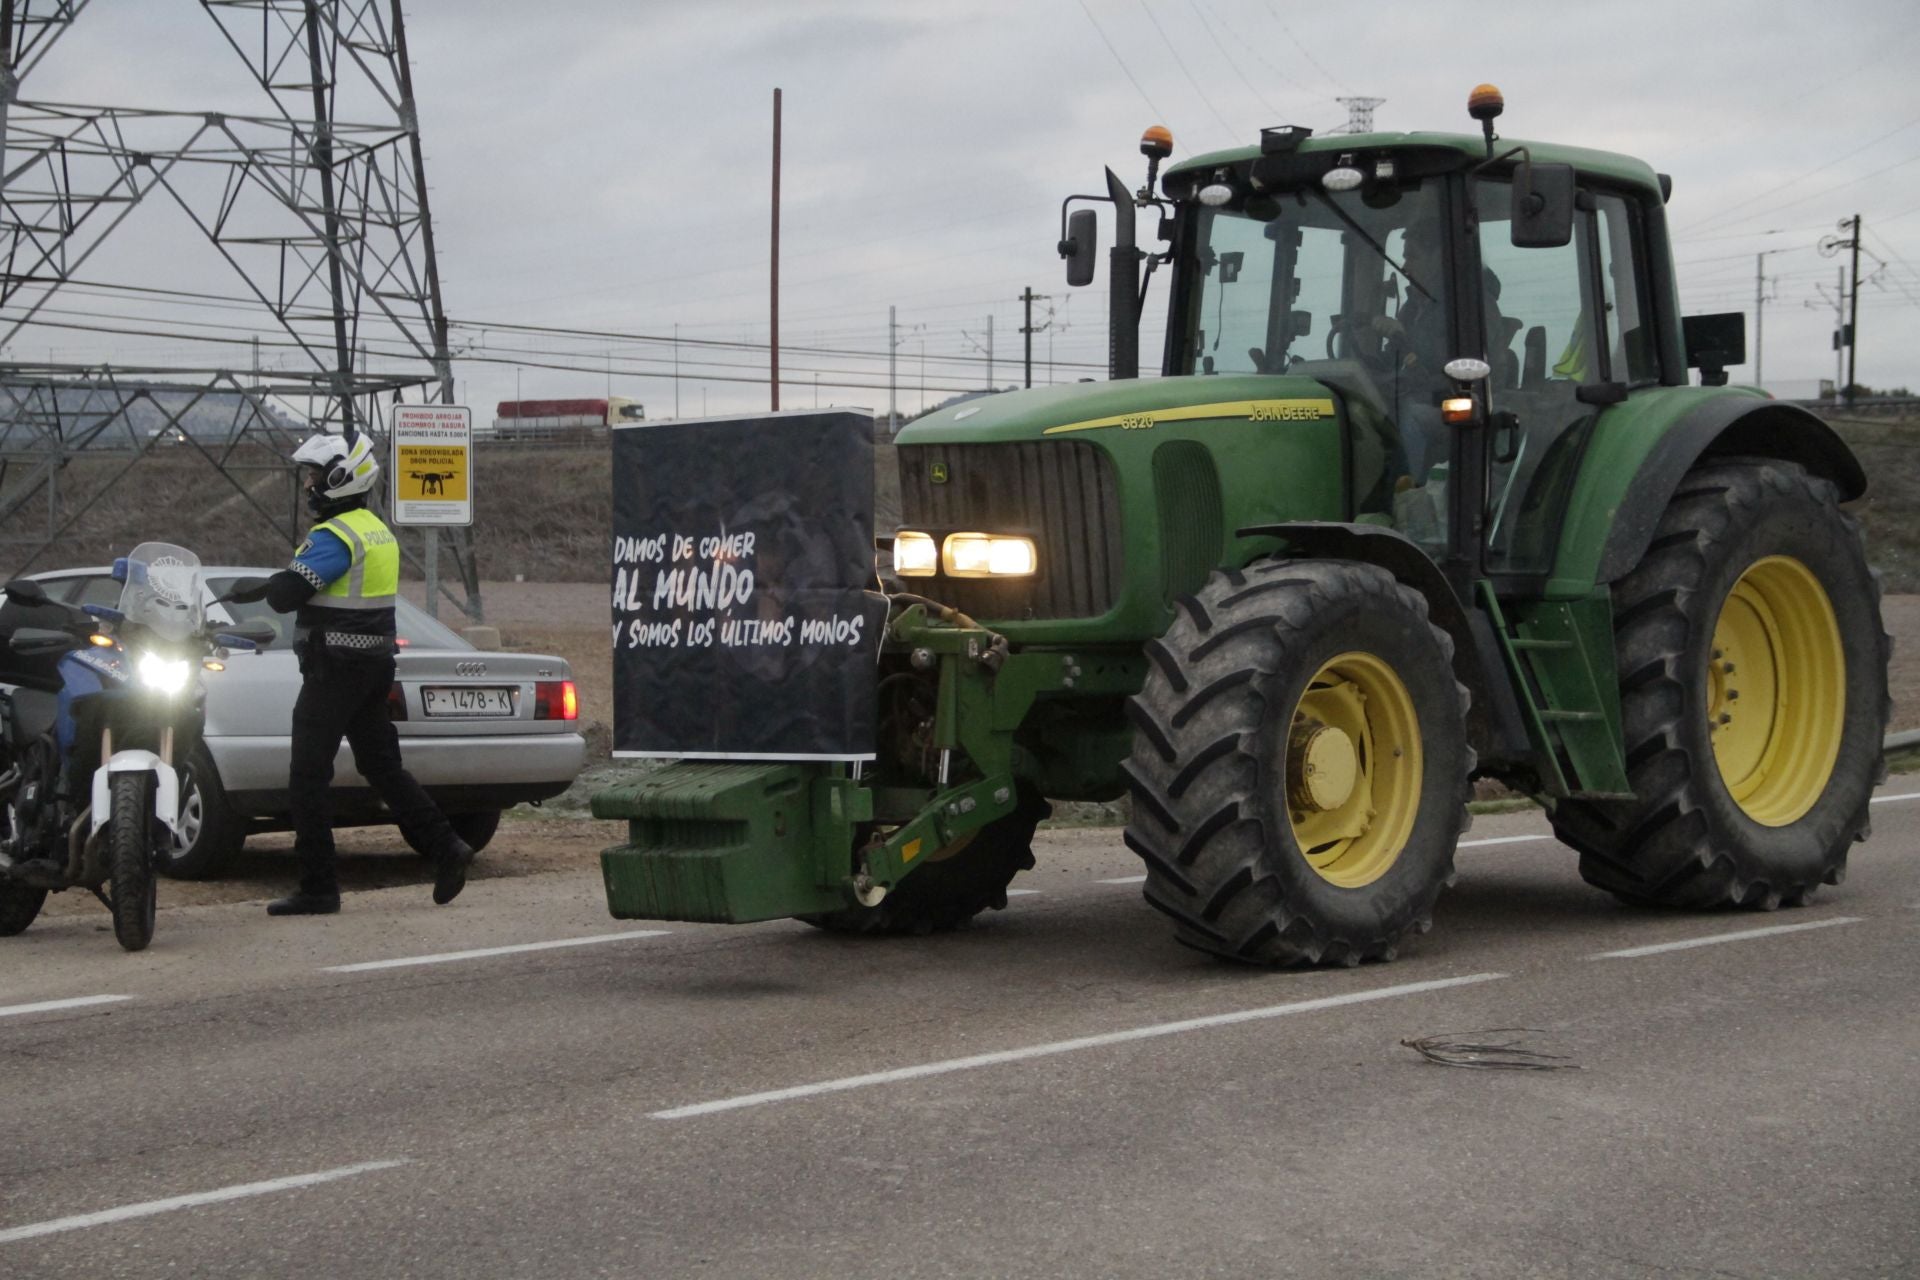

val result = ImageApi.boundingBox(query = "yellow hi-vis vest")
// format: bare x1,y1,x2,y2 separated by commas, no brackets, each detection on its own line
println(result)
307,507,400,610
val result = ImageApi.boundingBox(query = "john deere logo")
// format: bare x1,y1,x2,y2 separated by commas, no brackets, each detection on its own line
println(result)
930,462,949,484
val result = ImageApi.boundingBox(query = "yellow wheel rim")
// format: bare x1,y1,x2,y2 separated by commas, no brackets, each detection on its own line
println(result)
1708,556,1845,827
1285,651,1422,888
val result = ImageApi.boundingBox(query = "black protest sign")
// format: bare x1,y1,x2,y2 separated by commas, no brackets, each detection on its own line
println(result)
610,410,883,759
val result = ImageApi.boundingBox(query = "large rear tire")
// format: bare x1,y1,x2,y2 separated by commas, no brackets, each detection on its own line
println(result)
0,882,45,937
109,772,158,952
800,787,1048,935
1552,458,1888,909
1124,560,1471,966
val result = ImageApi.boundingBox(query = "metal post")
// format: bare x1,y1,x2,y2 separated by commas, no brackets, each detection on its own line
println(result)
302,0,359,439
673,323,680,417
1754,254,1764,391
1835,266,1845,404
1020,287,1044,388
391,0,467,622
770,87,781,411
0,1,15,220
888,305,897,432
1846,214,1861,406
423,522,438,620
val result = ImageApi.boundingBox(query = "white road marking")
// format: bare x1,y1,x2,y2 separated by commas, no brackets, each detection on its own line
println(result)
322,930,671,973
1005,888,1041,896
1097,875,1147,885
651,972,1507,1120
0,995,132,1020
1590,916,1863,960
1870,791,1920,805
0,1159,407,1245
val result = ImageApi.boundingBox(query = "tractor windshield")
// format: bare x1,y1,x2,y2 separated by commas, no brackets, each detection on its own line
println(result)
1178,178,1458,481
1178,179,1450,380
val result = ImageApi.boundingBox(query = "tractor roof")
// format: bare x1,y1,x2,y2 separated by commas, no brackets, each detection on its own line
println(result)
1165,130,1663,197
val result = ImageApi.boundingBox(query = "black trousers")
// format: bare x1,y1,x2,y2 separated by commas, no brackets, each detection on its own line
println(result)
289,648,454,896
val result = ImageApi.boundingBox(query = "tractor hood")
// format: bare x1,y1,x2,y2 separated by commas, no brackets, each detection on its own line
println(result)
898,374,1344,445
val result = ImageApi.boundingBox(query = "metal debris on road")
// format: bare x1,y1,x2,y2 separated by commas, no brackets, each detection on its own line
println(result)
1400,1028,1581,1071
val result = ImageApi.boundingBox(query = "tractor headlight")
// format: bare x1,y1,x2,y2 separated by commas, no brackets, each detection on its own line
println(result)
893,530,939,577
136,652,192,695
942,532,1038,578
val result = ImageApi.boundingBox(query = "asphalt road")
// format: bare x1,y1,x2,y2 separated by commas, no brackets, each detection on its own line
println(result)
3,794,1917,1279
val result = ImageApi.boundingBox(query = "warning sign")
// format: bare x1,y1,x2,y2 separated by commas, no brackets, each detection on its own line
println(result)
391,405,472,526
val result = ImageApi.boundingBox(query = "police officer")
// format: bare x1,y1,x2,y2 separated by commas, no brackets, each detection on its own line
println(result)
227,427,473,915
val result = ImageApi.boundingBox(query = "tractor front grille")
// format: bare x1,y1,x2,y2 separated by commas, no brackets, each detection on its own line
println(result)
897,440,1123,621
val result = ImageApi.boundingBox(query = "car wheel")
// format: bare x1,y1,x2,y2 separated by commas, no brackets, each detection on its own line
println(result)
447,809,501,854
157,745,245,880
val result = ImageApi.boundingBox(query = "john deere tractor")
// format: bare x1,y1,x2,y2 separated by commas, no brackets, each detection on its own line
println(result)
596,86,1887,965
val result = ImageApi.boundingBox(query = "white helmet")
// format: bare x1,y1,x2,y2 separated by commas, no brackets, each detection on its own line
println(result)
291,428,378,502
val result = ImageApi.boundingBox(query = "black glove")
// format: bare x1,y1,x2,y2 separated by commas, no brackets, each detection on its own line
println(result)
220,582,270,605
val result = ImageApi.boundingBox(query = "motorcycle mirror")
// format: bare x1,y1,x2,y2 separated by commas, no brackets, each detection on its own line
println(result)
2,578,50,606
8,626,83,656
216,576,270,604
215,622,276,647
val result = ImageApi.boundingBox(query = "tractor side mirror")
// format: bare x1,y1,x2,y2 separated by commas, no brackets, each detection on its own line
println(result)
1511,163,1575,248
1061,208,1098,287
1683,312,1747,387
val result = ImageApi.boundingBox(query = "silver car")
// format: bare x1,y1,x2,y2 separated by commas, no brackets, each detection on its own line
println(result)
28,566,586,878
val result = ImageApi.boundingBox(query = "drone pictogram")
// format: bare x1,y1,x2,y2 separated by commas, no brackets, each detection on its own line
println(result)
409,470,458,496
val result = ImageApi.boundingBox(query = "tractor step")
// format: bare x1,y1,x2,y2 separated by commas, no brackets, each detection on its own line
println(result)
1480,587,1631,799
592,761,869,923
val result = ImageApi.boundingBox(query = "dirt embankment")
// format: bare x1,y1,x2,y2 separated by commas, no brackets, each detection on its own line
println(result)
0,443,900,584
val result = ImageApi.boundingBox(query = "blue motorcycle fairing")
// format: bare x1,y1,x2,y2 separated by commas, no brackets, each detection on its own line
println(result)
54,645,127,755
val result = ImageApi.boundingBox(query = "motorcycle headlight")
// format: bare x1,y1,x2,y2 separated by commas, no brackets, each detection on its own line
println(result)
136,652,192,695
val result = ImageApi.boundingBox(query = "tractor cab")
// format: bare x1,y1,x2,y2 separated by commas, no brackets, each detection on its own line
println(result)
1067,86,1690,591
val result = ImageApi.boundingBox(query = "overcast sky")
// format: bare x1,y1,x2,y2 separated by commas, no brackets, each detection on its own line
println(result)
8,0,1918,421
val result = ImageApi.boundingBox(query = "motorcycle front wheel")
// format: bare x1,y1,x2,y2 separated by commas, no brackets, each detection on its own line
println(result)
108,772,157,952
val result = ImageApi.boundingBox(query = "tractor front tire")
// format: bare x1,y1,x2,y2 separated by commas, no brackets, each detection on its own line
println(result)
1552,458,1888,909
1124,559,1472,966
800,787,1048,936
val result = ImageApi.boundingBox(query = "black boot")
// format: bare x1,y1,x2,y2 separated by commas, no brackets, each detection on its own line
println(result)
267,890,341,916
432,837,475,906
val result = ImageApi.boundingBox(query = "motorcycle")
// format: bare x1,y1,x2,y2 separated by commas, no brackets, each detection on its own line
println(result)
0,543,271,951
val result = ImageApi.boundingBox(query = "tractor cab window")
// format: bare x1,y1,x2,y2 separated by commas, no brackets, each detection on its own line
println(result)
1179,179,1455,512
1474,176,1615,574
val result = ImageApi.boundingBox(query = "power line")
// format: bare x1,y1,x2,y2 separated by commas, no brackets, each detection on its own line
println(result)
1074,0,1177,141
1678,109,1920,235
1138,0,1239,146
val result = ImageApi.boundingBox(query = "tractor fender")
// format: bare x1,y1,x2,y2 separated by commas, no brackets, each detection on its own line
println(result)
1551,391,1864,594
1236,521,1529,762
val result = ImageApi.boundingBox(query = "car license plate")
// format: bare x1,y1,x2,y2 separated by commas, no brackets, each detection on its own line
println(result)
421,686,516,718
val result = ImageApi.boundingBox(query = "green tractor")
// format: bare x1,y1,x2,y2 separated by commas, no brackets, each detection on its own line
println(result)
596,86,1887,965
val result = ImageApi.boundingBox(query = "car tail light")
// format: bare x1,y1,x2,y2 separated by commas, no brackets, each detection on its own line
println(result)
387,683,408,721
534,680,577,721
